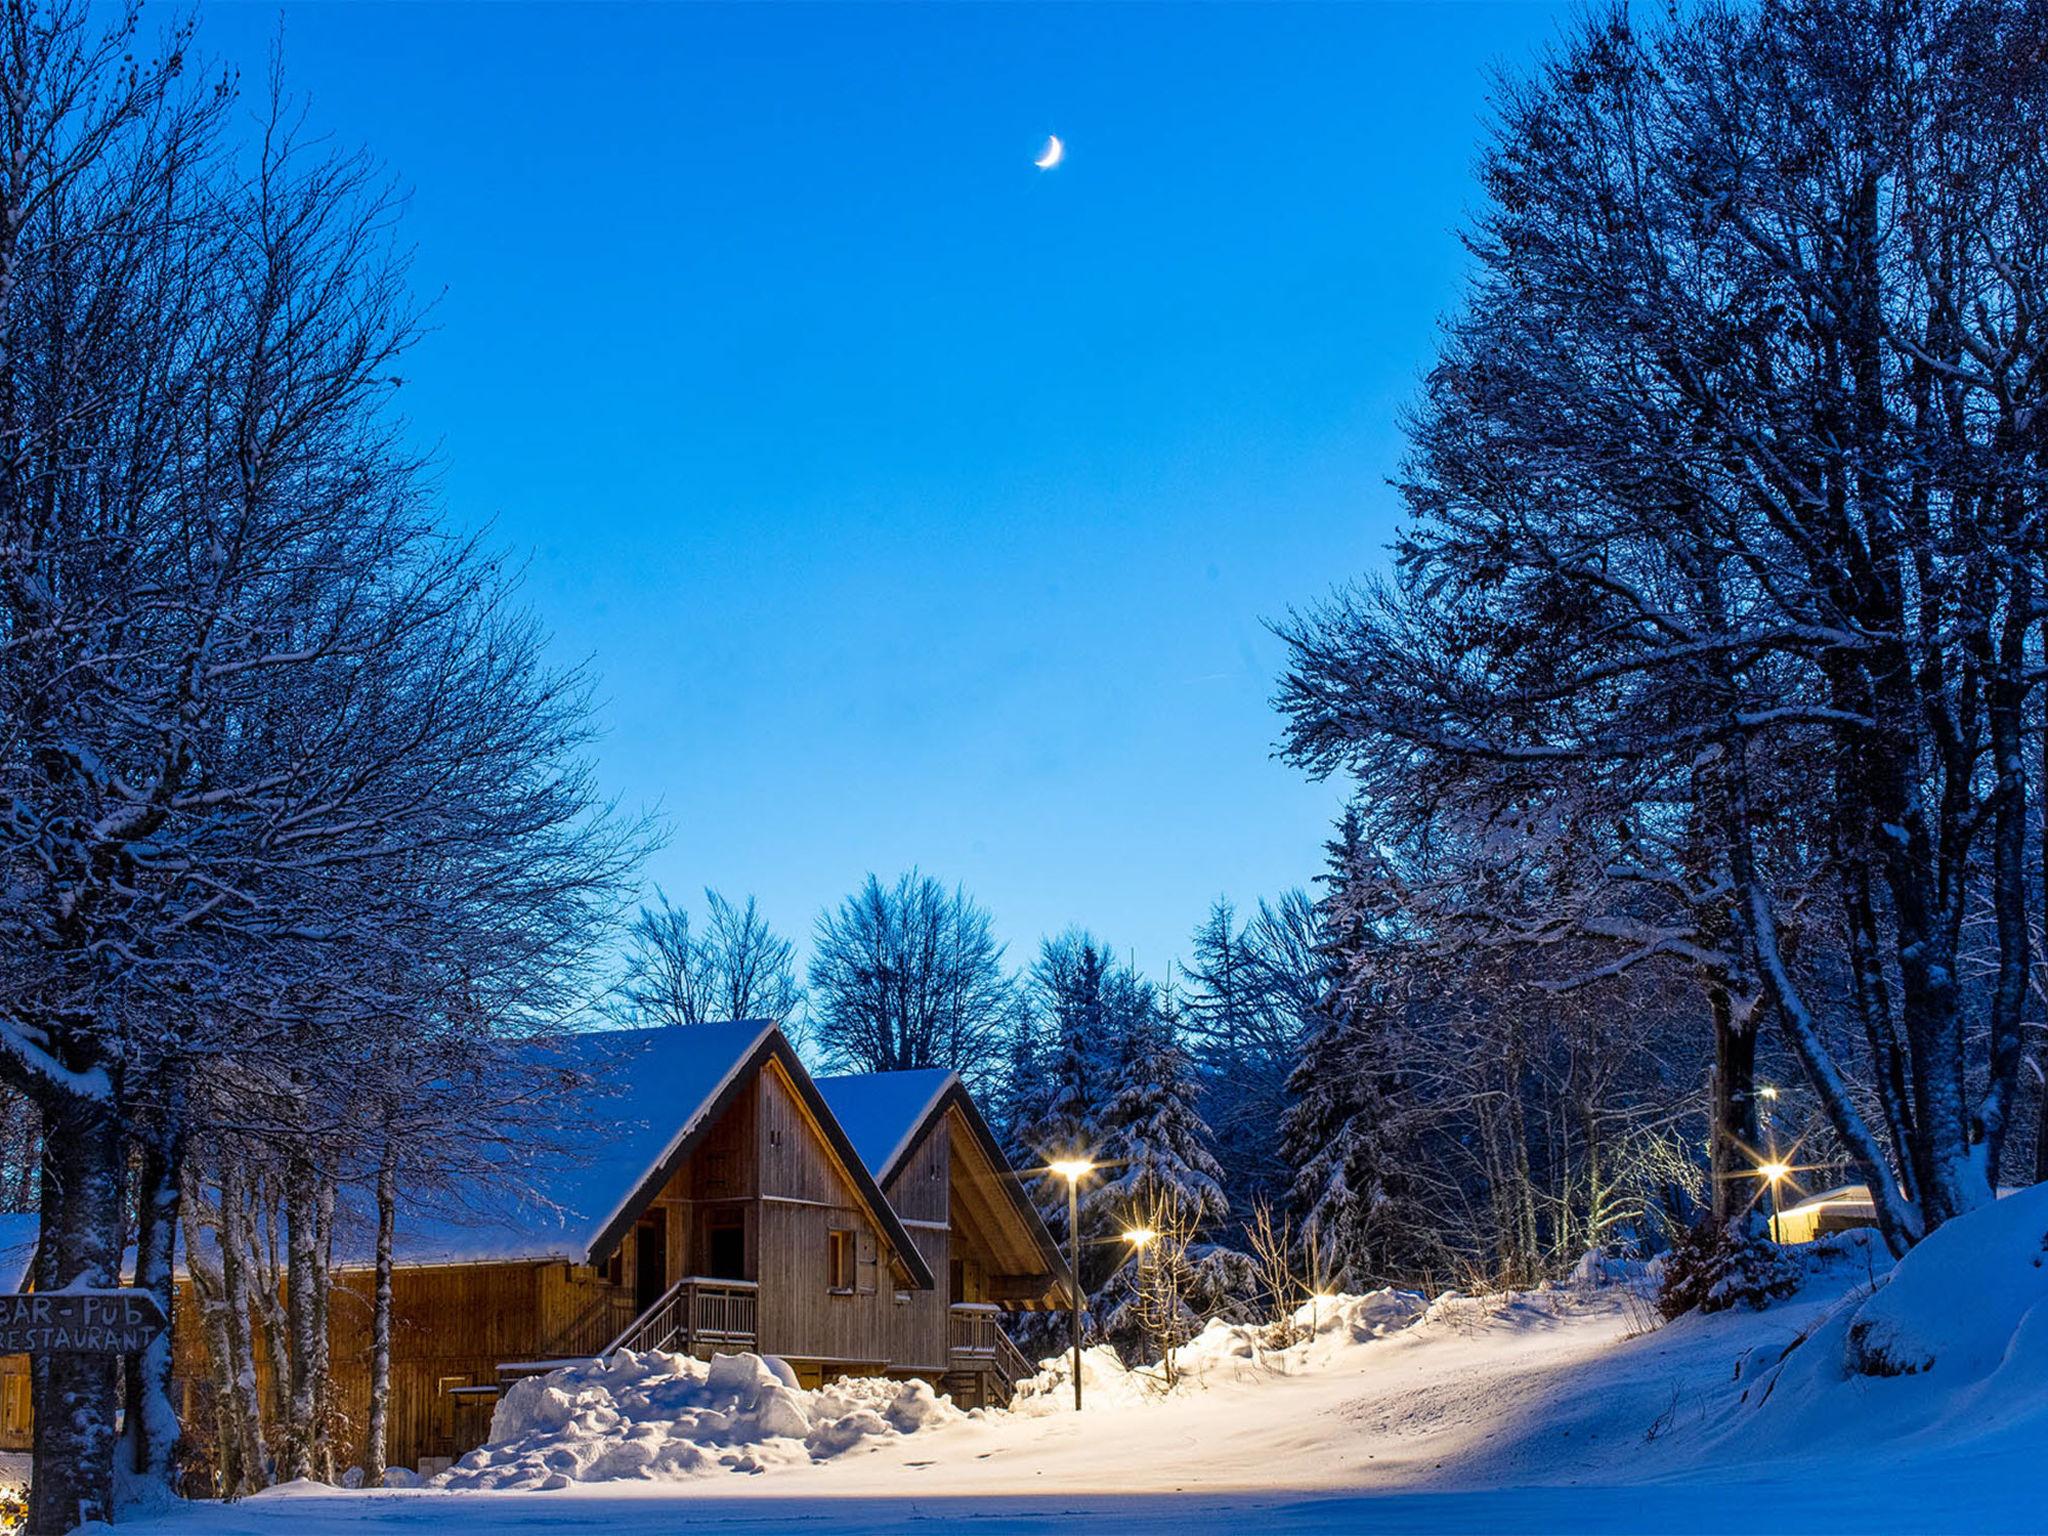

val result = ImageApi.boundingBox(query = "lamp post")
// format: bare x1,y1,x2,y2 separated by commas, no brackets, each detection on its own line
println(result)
1049,1158,1095,1411
1122,1226,1159,1383
1758,1158,1790,1238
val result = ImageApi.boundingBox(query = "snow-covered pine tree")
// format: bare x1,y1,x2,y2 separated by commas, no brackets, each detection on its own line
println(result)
1004,932,1123,1354
1279,804,1404,1286
1093,975,1248,1356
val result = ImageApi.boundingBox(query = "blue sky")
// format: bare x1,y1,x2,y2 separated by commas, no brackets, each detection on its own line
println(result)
201,1,1568,979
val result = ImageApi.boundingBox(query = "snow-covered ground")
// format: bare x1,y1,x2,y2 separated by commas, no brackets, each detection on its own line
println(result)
95,1190,2048,1533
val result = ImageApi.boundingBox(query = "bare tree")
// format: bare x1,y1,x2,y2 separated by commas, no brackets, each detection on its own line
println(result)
615,888,803,1031
1277,0,2048,1256
809,871,1015,1077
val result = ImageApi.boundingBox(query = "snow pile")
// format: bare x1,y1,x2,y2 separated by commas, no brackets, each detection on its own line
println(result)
1739,1182,2048,1455
1009,1287,1431,1412
437,1349,961,1489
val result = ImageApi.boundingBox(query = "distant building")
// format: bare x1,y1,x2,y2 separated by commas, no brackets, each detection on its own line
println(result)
1769,1184,1879,1245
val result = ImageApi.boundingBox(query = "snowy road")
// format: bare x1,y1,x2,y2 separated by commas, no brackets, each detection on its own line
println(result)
107,1256,2043,1535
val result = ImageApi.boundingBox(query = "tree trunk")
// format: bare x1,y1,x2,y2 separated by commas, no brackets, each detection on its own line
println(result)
365,1136,398,1487
280,1153,320,1482
26,1089,125,1536
181,1167,245,1497
217,1160,271,1492
120,1119,186,1506
311,1177,336,1483
1707,983,1763,1235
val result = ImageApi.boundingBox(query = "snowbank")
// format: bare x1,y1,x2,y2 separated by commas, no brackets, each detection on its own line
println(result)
1008,1287,1432,1412
437,1350,960,1489
1738,1182,2048,1456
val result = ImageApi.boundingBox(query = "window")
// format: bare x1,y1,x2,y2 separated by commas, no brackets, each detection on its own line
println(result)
827,1228,855,1292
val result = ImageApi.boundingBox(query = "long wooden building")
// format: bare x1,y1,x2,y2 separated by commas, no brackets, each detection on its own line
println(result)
0,1021,1067,1476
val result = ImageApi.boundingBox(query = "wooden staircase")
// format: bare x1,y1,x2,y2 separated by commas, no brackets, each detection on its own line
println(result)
489,1277,759,1397
603,1275,759,1356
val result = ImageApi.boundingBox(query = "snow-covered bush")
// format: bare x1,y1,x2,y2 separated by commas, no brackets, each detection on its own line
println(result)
437,1350,960,1489
1656,1220,1803,1319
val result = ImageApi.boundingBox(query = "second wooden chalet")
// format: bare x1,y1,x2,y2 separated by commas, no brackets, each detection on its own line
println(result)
817,1067,1064,1408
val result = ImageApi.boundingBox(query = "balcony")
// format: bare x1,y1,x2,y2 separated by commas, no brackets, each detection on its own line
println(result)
947,1301,1003,1363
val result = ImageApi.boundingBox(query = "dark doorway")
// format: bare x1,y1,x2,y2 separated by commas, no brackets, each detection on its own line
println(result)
949,1258,965,1305
705,1208,746,1280
634,1216,667,1311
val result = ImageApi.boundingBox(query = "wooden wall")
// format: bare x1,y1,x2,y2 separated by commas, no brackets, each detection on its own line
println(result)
751,1059,918,1379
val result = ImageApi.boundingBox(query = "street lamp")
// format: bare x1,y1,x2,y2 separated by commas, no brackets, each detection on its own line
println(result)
1049,1157,1095,1410
1310,1289,1335,1339
1757,1158,1790,1237
1123,1227,1161,1383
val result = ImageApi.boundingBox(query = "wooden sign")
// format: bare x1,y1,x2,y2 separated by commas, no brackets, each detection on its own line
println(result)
0,1291,167,1355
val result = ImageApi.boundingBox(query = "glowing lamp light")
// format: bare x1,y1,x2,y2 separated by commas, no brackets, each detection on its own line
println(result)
1049,1158,1096,1184
1759,1086,1780,1101
1122,1226,1157,1248
1758,1160,1791,1183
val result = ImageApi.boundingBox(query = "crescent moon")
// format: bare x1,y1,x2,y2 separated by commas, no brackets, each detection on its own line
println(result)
1034,134,1064,170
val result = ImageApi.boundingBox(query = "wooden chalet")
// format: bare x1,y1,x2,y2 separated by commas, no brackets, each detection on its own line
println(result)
0,1021,1067,1476
816,1067,1066,1408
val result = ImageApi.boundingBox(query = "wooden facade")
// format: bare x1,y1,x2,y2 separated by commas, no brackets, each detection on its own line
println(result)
0,1024,1067,1472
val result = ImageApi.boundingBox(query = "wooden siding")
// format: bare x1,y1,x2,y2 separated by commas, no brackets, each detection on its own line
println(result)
751,1059,912,1372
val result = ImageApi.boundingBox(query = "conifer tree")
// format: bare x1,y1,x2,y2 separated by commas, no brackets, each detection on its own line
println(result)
1280,805,1405,1284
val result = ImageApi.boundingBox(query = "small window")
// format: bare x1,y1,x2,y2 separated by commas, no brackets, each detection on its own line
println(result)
827,1228,855,1292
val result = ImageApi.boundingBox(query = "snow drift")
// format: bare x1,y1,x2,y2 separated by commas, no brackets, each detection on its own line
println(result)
437,1349,960,1489
1739,1181,2048,1457
1009,1287,1432,1412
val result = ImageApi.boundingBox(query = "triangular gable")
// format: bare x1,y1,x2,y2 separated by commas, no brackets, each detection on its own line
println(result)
0,1211,37,1292
816,1068,954,1182
586,1030,936,1291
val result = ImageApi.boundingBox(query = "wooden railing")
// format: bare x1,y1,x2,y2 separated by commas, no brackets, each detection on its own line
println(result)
992,1327,1037,1390
947,1302,1002,1361
605,1277,759,1357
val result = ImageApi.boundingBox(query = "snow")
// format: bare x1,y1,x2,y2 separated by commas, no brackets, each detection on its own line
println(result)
0,1211,36,1290
1744,1179,2048,1457
361,1022,775,1268
436,1350,959,1489
815,1069,954,1179
86,1190,2048,1532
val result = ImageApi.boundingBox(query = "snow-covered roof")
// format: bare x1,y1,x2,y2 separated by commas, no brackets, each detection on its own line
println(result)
1780,1183,1876,1216
371,1020,777,1269
816,1068,957,1182
0,1211,36,1291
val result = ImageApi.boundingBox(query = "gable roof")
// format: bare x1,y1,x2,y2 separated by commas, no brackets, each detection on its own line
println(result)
387,1021,933,1291
815,1068,955,1184
379,1020,780,1269
580,1028,935,1290
817,1068,1070,1303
